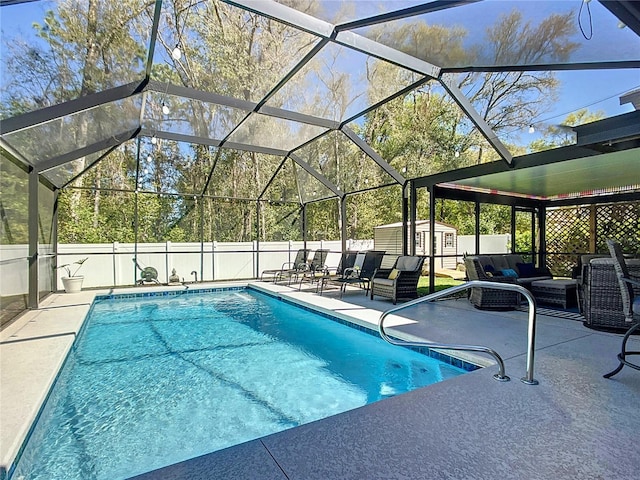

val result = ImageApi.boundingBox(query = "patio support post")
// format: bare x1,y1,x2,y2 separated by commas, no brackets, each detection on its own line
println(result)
199,197,204,281
133,138,141,285
53,189,59,293
530,208,537,260
256,200,260,278
340,195,347,255
511,206,516,253
429,185,436,294
538,206,547,269
28,169,39,309
301,203,307,251
402,183,409,256
410,181,417,256
474,202,480,254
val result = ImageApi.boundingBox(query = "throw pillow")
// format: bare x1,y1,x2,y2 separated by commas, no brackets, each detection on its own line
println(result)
388,268,400,280
501,268,518,278
516,262,536,278
484,264,495,273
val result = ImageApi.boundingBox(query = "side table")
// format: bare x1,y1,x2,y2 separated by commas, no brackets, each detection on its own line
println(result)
530,279,578,309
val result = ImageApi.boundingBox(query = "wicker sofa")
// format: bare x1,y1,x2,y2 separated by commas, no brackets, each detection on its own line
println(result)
465,254,552,288
579,256,640,330
464,254,552,310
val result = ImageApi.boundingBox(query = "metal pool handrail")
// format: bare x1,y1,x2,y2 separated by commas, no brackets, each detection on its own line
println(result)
378,281,539,385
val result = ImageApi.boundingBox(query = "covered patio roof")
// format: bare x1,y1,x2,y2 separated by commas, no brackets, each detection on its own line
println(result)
416,110,640,203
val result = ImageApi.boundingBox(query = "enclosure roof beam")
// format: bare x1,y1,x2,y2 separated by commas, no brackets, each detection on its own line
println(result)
333,31,440,78
145,80,340,129
440,60,640,73
257,157,289,201
0,80,146,135
144,0,163,79
36,128,140,174
439,74,513,165
341,76,432,127
223,0,334,38
0,137,33,170
224,0,440,78
341,126,406,186
289,152,341,197
61,143,123,190
335,0,481,31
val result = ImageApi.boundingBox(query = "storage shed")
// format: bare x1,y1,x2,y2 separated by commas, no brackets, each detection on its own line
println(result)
374,220,458,269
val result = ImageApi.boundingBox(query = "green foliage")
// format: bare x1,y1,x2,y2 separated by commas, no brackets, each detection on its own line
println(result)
2,2,582,245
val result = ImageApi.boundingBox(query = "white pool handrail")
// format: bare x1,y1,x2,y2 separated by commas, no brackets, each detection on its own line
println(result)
378,280,538,385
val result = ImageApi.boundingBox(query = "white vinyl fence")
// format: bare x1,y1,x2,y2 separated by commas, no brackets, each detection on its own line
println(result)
51,240,373,289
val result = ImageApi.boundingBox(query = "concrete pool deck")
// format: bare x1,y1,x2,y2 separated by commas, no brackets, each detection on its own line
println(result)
1,281,639,479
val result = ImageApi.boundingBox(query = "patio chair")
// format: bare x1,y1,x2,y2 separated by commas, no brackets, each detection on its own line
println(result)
260,248,310,283
370,255,425,304
318,251,359,294
603,239,640,378
297,249,329,289
328,250,385,297
464,257,520,310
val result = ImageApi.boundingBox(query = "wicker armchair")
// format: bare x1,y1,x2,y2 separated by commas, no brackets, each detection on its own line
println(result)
464,258,520,310
603,239,640,378
579,254,640,330
370,256,425,304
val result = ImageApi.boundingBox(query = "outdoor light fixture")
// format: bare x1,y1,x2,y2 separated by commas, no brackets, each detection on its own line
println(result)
162,102,170,115
171,44,182,60
146,155,152,163
454,150,460,158
528,125,535,134
617,21,626,29
151,135,157,145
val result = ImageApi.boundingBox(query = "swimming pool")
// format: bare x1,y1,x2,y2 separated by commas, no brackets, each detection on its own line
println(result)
11,287,472,479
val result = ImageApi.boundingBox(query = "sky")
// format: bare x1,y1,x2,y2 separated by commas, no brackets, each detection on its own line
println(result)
1,0,638,136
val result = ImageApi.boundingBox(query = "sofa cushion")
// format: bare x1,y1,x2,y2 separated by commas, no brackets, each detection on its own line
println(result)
374,278,395,287
501,268,518,278
516,262,536,277
396,256,422,271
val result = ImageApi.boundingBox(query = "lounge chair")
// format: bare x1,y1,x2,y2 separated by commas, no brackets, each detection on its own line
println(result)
297,249,329,289
603,239,640,378
317,251,359,294
260,248,310,283
327,250,385,297
370,255,425,304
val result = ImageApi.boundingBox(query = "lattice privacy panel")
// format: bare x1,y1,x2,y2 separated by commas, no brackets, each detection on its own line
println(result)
546,201,640,276
596,203,640,254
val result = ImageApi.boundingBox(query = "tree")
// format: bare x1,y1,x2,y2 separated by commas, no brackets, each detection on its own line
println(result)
529,109,605,152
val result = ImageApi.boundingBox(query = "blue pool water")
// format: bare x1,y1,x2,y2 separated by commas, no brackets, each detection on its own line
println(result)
12,288,469,480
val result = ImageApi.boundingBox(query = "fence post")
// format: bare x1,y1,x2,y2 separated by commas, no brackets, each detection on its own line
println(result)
253,240,258,278
166,241,171,285
113,242,118,287
212,241,217,281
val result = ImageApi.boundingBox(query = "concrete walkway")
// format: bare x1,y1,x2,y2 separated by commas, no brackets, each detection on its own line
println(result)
2,281,639,480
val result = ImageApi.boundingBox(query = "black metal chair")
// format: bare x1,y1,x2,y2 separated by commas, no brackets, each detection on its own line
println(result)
297,249,329,289
328,250,385,297
260,248,310,283
603,239,640,378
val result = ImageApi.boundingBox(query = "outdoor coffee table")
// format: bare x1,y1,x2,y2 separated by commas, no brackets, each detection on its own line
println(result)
530,279,578,309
